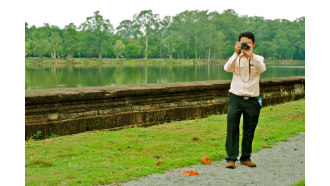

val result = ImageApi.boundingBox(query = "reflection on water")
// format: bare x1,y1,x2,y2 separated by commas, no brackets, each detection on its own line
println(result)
267,66,305,68
25,62,305,90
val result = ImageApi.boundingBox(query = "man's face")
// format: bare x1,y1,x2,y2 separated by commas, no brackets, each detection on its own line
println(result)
240,37,255,52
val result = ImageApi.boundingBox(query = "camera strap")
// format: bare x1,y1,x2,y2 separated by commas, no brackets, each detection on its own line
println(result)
238,56,251,83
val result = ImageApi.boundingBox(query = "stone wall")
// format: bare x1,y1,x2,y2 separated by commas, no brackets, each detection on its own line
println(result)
25,77,305,139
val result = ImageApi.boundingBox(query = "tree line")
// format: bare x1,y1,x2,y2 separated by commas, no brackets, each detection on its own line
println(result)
25,9,305,60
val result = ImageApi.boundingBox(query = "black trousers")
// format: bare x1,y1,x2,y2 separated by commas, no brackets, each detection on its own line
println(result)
225,93,261,162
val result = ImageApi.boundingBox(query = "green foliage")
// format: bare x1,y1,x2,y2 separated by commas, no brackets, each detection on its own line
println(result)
25,9,305,60
27,159,53,167
133,10,160,59
29,130,43,140
116,20,137,38
33,39,50,57
114,40,125,58
62,23,79,58
25,39,32,56
124,43,142,58
79,11,114,58
49,32,62,58
291,179,305,186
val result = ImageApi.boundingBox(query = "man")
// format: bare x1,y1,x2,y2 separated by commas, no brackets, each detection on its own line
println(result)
224,32,266,169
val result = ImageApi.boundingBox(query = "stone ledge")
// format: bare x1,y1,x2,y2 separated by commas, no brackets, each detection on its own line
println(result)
25,77,305,139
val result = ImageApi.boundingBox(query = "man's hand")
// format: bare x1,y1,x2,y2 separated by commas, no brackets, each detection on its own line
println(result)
235,42,241,55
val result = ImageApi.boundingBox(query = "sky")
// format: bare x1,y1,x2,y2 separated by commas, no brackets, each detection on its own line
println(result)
24,0,307,29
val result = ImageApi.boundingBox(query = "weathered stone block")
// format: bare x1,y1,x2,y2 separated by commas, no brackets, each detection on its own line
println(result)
25,77,305,139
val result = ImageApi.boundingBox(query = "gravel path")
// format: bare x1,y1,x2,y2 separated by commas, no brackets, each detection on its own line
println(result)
119,132,305,186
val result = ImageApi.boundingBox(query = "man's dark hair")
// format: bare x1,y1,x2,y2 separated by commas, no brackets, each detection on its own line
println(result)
239,32,255,43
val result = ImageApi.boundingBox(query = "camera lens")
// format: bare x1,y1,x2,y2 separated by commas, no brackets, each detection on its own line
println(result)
242,43,250,49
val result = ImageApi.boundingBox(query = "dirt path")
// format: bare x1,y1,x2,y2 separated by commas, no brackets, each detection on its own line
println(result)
119,132,305,186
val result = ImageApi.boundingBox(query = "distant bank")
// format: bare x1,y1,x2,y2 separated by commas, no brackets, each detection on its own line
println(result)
25,57,305,66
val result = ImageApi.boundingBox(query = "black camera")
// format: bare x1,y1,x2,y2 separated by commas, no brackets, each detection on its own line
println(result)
241,42,250,50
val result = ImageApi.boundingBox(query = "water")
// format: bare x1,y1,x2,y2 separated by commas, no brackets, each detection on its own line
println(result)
25,61,305,90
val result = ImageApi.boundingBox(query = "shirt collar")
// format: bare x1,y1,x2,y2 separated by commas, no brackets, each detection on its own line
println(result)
239,53,252,59
239,54,247,59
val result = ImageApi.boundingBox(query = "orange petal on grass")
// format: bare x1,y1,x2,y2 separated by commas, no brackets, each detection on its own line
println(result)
156,161,164,166
201,156,211,164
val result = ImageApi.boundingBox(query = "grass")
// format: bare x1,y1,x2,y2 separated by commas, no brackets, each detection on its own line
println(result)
25,57,233,66
25,58,304,70
25,57,305,65
291,179,305,186
25,99,305,185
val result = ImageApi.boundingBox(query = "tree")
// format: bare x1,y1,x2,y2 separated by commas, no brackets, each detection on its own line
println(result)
114,40,125,59
212,9,242,57
80,11,114,58
201,21,218,61
116,20,139,38
133,10,160,59
24,9,305,60
190,11,208,59
33,39,50,57
214,30,226,59
170,11,193,59
293,17,305,59
49,32,62,58
124,43,142,58
272,30,290,60
25,39,32,56
62,23,79,58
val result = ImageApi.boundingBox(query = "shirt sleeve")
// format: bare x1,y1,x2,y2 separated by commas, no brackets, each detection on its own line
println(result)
251,54,266,73
224,53,238,72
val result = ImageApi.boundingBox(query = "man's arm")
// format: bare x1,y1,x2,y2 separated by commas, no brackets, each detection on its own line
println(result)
251,54,266,73
224,53,238,72
224,41,242,72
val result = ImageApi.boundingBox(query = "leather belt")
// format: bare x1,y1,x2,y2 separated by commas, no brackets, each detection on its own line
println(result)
230,93,256,100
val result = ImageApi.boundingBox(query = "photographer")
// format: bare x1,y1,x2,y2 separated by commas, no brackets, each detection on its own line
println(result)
223,32,266,169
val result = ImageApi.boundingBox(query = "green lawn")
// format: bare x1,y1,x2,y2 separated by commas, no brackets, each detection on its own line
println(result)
25,57,305,67
25,99,305,185
25,58,225,66
291,179,305,186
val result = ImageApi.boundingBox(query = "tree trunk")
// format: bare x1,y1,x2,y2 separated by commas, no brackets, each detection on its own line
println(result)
194,34,198,59
145,35,148,59
52,50,56,59
99,51,102,59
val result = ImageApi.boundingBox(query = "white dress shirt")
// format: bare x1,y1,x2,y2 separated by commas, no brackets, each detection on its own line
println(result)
224,53,266,97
